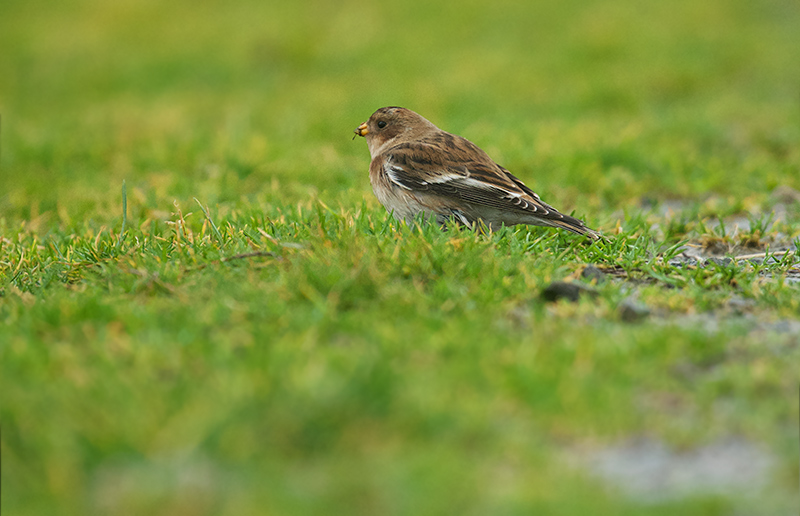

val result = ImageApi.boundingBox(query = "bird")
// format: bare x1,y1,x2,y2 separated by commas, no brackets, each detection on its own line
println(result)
354,107,601,240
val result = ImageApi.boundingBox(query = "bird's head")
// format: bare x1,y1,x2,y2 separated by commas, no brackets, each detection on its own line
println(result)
354,106,438,158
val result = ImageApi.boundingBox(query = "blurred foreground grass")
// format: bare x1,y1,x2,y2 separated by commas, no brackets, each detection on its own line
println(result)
1,0,799,514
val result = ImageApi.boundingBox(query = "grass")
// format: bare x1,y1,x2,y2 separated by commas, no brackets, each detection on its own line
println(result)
2,0,800,514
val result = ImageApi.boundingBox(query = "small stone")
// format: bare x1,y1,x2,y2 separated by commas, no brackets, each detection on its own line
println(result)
668,257,699,268
726,296,756,314
619,300,651,322
541,281,598,303
770,185,800,205
582,265,607,283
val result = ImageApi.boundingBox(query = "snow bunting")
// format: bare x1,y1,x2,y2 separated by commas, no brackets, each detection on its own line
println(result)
354,106,600,239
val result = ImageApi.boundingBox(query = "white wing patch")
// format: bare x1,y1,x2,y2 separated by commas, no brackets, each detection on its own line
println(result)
384,161,413,190
383,158,465,189
425,173,465,184
383,157,552,216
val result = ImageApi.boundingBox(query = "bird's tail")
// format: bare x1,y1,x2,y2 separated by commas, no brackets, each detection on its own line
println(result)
550,214,603,241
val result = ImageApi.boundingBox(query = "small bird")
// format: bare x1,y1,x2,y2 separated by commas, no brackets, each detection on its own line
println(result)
354,107,600,240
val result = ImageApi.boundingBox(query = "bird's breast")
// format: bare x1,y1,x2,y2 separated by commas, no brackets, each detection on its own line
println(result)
369,159,430,222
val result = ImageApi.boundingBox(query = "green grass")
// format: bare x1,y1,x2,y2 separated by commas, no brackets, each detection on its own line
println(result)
2,0,799,514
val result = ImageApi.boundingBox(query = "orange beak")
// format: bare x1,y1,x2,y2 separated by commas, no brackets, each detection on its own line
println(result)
354,122,369,137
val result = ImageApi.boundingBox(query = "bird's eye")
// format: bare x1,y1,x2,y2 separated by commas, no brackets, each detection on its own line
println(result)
377,121,387,129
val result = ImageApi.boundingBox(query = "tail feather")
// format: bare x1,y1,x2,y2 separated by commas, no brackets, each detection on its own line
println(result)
549,214,603,241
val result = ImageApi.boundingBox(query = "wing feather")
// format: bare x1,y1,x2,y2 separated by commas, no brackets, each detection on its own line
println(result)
383,133,573,223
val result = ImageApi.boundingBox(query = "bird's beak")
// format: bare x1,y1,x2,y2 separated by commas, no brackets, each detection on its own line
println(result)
354,122,369,137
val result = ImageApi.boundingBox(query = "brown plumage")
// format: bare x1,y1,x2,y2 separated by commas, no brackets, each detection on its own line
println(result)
354,106,600,240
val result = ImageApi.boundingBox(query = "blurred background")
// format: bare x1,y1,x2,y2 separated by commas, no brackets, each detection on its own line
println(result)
2,1,800,514
2,0,798,227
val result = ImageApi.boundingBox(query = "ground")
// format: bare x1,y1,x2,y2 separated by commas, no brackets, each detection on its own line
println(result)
1,0,799,514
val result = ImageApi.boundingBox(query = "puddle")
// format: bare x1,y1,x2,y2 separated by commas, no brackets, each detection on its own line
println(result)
583,438,774,502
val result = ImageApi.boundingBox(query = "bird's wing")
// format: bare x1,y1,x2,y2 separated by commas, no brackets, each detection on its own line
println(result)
380,132,594,235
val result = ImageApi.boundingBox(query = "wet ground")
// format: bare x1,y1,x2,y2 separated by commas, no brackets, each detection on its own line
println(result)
588,190,800,331
559,193,799,509
583,438,774,501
